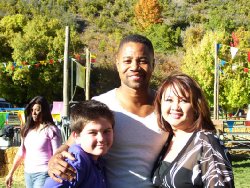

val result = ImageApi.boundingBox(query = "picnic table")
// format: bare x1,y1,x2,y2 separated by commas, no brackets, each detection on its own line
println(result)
220,120,250,151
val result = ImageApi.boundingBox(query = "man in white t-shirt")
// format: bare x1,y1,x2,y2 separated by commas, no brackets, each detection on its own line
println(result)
48,34,168,188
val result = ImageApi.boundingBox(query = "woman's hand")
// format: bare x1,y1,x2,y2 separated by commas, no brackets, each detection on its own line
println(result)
48,150,76,183
5,173,13,188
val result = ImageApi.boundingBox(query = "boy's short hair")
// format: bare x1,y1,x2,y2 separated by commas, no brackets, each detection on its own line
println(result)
69,100,114,134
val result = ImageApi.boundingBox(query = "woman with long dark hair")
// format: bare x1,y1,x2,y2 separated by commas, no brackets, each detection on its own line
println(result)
5,96,62,188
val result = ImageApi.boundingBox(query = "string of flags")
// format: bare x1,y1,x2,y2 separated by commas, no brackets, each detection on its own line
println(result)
0,58,63,73
216,31,250,73
217,44,250,73
0,53,97,73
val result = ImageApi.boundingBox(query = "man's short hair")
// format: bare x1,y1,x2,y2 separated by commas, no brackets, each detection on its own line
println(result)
118,34,154,56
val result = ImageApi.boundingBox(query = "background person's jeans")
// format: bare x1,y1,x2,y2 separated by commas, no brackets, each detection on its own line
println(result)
25,171,49,188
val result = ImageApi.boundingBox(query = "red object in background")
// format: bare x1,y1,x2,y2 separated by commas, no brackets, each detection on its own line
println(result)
248,52,250,62
244,68,249,73
245,121,250,126
49,59,54,64
231,32,239,47
35,63,40,68
74,54,81,61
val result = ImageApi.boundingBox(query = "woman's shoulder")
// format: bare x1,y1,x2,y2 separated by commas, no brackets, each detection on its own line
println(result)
194,130,226,150
195,130,219,140
44,124,61,137
45,123,59,131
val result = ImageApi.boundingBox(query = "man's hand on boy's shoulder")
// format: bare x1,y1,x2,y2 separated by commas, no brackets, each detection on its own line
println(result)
48,145,77,183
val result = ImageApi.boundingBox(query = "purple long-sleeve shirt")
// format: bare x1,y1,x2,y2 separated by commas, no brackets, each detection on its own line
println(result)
43,144,107,188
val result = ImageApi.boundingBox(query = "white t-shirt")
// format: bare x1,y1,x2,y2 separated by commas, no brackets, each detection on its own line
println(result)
93,89,168,188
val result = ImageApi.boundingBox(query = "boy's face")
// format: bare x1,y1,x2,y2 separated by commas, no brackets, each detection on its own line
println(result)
75,117,114,160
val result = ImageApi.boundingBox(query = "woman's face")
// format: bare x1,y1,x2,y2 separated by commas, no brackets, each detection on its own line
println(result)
31,104,42,123
161,85,195,131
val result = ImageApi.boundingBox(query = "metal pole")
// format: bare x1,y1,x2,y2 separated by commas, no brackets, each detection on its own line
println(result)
71,58,73,101
63,26,70,117
213,42,219,120
85,48,90,100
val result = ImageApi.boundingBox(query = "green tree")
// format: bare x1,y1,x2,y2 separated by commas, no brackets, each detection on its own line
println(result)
205,0,250,32
0,14,27,62
0,13,83,105
182,28,250,112
143,24,181,54
10,15,65,62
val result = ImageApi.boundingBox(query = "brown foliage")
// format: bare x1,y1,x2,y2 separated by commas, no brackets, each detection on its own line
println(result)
134,0,163,29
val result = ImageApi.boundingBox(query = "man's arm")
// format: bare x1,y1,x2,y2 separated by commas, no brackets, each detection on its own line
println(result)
48,133,77,183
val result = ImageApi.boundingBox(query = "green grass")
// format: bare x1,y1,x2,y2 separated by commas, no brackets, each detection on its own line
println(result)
0,155,249,188
232,155,250,188
0,176,25,188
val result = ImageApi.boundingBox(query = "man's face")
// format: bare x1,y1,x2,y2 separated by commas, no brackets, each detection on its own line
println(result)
116,42,154,90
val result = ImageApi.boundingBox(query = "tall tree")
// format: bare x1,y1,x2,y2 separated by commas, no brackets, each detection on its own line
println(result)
0,14,83,105
182,27,250,113
134,0,163,29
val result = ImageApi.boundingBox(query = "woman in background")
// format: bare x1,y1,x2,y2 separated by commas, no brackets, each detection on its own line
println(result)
152,72,234,188
5,96,62,188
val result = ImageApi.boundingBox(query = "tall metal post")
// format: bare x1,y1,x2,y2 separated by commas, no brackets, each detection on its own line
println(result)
71,58,74,100
214,42,219,120
85,48,90,100
63,26,70,117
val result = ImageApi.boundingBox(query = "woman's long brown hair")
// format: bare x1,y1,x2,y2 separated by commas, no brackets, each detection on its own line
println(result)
154,72,215,134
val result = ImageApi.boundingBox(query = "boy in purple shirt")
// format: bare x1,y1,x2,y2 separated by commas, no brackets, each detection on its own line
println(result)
44,100,114,188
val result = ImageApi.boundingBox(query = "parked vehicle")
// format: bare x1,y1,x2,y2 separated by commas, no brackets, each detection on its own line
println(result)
0,98,13,109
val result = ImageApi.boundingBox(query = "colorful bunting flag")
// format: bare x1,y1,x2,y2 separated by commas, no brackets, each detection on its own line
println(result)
230,47,238,59
220,60,226,66
35,63,40,68
40,61,46,65
231,32,239,47
76,63,86,88
49,59,54,64
217,44,221,53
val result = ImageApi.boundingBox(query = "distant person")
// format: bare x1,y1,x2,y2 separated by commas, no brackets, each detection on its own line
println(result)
47,34,168,188
44,100,114,188
152,72,235,187
5,96,62,188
